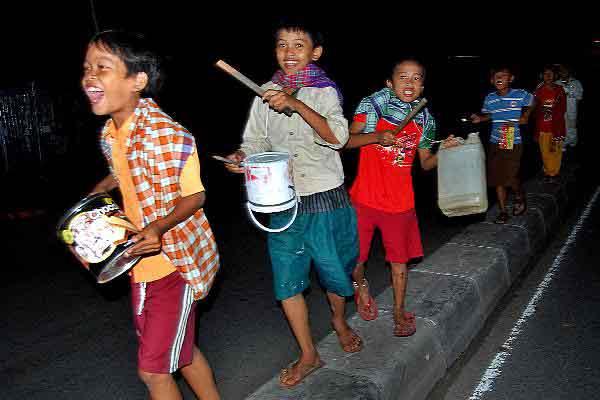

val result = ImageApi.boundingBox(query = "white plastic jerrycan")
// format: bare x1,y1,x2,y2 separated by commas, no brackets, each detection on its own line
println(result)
437,132,488,217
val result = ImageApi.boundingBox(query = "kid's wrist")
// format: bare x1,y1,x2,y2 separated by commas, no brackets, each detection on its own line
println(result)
148,219,169,236
289,97,304,113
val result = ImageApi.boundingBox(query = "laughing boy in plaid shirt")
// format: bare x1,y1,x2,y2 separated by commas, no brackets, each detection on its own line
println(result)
84,30,220,399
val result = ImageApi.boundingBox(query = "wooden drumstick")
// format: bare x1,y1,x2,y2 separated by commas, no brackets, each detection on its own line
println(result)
104,215,139,233
215,60,293,117
215,60,266,97
391,98,428,135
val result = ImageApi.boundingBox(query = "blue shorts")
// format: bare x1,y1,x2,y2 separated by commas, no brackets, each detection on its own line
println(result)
267,206,358,301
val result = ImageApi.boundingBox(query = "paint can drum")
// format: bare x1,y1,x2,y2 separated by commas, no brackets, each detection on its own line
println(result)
57,192,140,283
243,152,298,232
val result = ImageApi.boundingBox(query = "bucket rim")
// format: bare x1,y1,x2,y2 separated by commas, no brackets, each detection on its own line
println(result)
244,151,290,164
56,192,114,232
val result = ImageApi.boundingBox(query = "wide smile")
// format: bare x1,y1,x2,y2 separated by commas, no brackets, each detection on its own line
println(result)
85,86,105,104
284,60,300,69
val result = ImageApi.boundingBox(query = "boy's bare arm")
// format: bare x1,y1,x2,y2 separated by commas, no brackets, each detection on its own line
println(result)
418,135,460,171
529,97,538,113
418,148,438,171
345,121,396,149
262,90,340,145
126,191,206,256
91,174,118,194
519,106,532,124
470,113,490,124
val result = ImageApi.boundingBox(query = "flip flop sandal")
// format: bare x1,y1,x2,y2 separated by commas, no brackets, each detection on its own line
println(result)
404,311,415,322
353,279,378,321
513,196,527,216
280,360,325,388
335,329,363,353
393,318,417,337
495,211,509,224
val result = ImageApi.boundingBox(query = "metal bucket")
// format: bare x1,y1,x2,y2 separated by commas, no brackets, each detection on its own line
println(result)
243,152,298,232
57,192,140,283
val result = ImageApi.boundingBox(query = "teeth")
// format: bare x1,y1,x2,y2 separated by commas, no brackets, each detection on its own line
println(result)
85,87,104,104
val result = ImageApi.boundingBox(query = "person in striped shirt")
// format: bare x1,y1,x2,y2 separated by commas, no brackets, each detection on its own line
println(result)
471,66,533,224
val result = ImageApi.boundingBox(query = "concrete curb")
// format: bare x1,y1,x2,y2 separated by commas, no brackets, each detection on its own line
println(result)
245,166,577,400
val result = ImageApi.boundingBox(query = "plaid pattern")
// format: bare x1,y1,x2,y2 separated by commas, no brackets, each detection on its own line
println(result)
355,88,436,150
271,63,343,105
100,98,219,300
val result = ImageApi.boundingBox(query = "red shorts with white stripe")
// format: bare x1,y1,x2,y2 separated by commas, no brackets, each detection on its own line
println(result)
131,271,197,373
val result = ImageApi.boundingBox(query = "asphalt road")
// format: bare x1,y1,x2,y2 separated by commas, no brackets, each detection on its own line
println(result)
428,183,600,400
2,132,596,400
1,166,470,400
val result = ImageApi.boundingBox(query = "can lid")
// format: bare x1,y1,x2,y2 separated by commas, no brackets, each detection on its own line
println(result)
96,243,140,283
56,192,112,232
245,151,290,164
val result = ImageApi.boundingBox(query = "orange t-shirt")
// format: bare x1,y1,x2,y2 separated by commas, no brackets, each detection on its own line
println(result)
108,115,205,282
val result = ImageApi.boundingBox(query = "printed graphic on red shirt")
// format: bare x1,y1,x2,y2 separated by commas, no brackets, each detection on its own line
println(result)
375,119,421,168
534,84,566,138
542,99,554,122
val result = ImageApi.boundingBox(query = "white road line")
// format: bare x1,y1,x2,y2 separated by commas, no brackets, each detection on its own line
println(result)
468,186,600,400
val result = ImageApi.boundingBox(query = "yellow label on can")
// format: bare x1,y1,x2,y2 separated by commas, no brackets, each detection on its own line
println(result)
60,229,74,245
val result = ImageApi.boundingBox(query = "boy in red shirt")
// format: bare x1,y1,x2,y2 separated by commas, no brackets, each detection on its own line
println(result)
346,59,457,337
533,65,566,183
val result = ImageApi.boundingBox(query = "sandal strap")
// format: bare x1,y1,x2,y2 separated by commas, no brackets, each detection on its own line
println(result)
352,278,369,289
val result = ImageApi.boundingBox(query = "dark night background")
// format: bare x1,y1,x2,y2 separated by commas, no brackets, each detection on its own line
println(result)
1,3,598,217
1,3,600,399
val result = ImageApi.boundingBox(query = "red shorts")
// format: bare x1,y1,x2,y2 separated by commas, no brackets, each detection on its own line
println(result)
131,271,197,373
355,203,423,264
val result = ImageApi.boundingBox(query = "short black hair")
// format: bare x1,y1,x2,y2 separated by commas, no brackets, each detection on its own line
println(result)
390,58,427,80
542,64,557,74
89,30,163,97
490,65,514,77
273,17,324,48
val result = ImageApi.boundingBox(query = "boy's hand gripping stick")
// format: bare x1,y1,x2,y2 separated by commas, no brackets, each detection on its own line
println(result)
391,98,428,135
215,60,293,117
